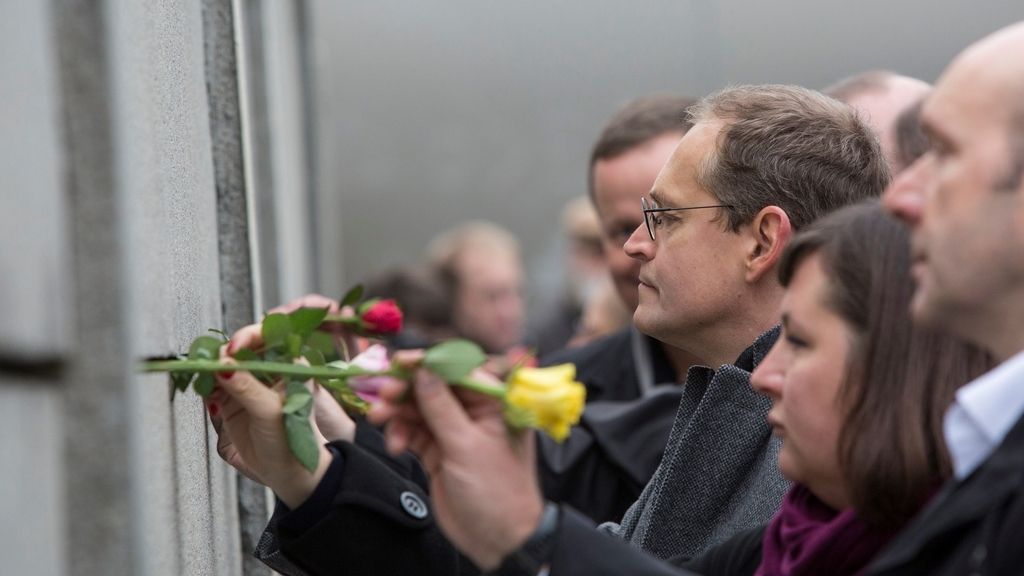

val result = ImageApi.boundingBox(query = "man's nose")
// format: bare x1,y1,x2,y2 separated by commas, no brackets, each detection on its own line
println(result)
623,223,654,262
883,157,928,226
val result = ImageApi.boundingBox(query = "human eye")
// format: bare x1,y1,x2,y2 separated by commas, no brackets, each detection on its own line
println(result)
609,226,635,246
785,334,809,348
781,324,809,349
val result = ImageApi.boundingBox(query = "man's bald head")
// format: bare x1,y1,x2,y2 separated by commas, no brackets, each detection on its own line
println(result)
826,71,932,172
933,22,1024,190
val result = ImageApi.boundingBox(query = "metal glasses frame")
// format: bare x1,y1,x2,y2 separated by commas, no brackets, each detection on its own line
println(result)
641,196,732,240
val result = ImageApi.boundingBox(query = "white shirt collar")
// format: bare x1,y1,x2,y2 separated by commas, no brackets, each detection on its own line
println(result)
945,349,1024,479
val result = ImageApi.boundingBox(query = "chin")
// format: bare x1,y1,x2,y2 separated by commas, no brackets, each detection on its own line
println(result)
909,290,943,329
632,309,663,341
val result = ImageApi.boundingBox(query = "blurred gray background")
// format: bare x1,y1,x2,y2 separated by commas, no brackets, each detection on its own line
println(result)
308,0,1024,311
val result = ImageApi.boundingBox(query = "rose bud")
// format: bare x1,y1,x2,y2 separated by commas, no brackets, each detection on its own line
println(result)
359,299,403,335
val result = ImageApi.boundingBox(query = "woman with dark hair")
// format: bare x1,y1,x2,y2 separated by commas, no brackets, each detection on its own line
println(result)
680,201,992,575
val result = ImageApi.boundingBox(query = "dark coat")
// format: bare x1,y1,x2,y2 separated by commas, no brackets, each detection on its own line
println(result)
541,326,679,402
867,412,1024,576
256,423,465,576
675,526,763,575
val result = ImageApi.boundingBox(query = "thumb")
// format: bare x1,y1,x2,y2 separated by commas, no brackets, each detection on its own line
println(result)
411,368,473,451
215,358,280,420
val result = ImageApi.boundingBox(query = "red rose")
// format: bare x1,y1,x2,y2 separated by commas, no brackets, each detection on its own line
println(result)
360,299,403,335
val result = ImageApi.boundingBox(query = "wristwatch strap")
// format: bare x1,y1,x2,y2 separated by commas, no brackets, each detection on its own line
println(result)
488,502,560,576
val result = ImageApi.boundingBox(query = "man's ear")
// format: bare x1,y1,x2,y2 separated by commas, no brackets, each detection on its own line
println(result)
744,206,792,283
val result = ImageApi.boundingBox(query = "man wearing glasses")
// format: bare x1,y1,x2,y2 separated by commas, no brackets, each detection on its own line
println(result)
590,86,890,562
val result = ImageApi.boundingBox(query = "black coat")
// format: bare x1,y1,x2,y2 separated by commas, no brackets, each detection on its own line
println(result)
867,412,1024,576
264,423,464,576
541,326,679,402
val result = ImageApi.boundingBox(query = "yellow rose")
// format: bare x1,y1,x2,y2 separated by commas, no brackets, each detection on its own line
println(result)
504,364,586,442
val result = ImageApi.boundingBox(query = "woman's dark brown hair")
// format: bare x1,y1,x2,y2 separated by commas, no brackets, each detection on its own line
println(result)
778,201,993,528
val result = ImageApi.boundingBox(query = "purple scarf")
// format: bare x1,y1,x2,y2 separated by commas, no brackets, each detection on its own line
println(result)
756,485,896,576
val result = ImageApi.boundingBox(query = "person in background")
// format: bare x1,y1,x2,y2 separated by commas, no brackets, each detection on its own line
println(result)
825,70,931,172
891,99,929,171
427,221,526,355
531,196,610,357
362,264,456,349
565,278,631,349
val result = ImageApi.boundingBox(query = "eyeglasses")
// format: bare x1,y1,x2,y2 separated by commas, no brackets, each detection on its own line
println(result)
641,196,732,240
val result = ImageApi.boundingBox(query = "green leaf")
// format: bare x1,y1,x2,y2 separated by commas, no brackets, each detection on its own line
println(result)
193,373,216,397
232,347,259,362
423,339,488,382
284,412,319,472
286,333,304,361
262,313,291,348
306,331,338,362
340,284,364,308
188,336,223,361
282,381,313,415
323,381,370,414
170,371,194,401
289,307,329,338
208,328,230,343
302,345,326,367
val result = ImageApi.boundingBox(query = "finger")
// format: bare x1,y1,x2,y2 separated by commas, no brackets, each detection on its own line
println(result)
392,349,426,370
378,377,410,403
226,323,264,356
385,420,411,455
411,440,442,478
215,358,280,420
270,293,341,315
409,368,473,451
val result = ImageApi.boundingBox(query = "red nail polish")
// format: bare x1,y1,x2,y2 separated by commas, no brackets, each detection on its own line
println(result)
207,403,220,417
217,370,235,381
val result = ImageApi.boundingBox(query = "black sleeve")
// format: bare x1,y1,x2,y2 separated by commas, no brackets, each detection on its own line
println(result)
549,507,700,575
275,439,462,576
538,389,681,523
674,526,764,576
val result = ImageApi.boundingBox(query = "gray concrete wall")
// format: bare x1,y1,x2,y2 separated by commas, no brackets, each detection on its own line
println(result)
0,0,314,574
308,0,1024,307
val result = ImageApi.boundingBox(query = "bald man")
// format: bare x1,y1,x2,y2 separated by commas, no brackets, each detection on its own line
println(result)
872,22,1024,575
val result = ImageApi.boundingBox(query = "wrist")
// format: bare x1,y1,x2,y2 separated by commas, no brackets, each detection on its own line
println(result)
274,445,333,509
486,502,560,576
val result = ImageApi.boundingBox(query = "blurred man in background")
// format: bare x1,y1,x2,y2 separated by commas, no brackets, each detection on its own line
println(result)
826,70,931,172
427,221,526,355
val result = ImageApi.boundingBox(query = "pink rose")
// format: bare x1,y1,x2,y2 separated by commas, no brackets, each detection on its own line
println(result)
348,344,391,403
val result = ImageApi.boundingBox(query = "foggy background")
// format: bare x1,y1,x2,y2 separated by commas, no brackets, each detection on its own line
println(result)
309,1,1024,320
